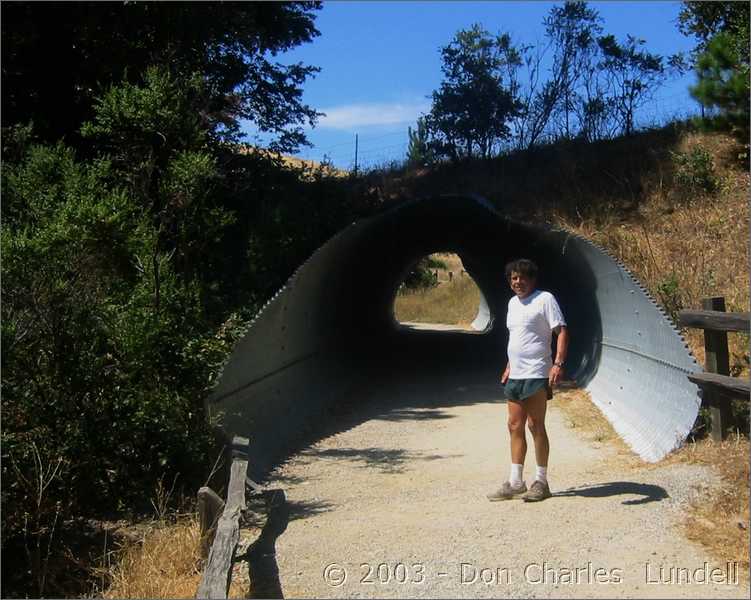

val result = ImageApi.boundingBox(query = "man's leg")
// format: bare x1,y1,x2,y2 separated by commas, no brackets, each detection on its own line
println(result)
523,388,552,501
487,399,529,500
507,399,528,466
525,388,549,469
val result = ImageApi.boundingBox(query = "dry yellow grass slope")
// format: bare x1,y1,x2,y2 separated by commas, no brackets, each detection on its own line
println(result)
393,253,482,325
236,143,347,179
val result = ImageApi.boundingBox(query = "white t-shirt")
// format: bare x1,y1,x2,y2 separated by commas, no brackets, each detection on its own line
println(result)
506,289,566,379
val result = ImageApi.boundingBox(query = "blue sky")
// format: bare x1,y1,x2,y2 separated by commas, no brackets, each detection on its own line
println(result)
243,1,701,169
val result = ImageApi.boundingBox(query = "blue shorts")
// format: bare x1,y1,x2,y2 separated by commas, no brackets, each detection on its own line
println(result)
504,378,552,401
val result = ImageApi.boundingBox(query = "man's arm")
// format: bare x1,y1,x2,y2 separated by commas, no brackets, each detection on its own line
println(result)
501,362,510,384
549,325,569,385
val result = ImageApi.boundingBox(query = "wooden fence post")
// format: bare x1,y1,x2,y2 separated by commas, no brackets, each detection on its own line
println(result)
197,436,250,599
198,487,226,561
701,297,731,441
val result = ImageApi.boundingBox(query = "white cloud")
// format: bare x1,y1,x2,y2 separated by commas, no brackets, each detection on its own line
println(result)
318,100,430,130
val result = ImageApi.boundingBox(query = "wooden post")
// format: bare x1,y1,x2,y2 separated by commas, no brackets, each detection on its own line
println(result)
197,436,250,599
702,297,731,441
198,487,225,561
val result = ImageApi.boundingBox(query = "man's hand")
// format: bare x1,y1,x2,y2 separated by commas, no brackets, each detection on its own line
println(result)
549,364,563,387
501,364,510,384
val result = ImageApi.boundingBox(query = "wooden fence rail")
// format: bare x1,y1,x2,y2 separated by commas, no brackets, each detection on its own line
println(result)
196,436,258,599
678,296,750,441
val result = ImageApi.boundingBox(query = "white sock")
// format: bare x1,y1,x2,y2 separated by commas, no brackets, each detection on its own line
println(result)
510,463,524,487
536,465,548,484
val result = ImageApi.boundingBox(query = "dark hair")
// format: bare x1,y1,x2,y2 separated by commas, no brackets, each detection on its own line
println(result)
505,258,538,281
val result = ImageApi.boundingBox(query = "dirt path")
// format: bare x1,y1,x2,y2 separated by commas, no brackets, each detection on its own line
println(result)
261,373,748,599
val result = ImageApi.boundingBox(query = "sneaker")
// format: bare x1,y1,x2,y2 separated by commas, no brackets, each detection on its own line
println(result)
487,481,527,501
522,479,552,502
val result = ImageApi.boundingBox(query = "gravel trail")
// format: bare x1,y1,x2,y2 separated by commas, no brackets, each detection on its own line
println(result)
260,373,747,599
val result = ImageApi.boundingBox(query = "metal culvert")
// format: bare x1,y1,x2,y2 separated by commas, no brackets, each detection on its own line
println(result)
209,194,701,478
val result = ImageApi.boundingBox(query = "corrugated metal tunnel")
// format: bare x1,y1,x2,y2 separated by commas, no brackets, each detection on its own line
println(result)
210,194,701,478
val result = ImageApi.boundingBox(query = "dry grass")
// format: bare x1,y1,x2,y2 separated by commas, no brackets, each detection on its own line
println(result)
98,517,201,599
394,253,482,325
236,144,348,179
99,515,248,599
661,435,750,580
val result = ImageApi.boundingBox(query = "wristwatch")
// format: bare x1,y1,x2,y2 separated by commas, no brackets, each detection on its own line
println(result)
553,361,564,368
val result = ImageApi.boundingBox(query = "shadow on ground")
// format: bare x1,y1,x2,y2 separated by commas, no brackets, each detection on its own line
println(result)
555,481,669,505
297,446,461,474
243,489,289,599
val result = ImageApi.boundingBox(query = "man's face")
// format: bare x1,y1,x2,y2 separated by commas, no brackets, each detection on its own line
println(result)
509,271,535,298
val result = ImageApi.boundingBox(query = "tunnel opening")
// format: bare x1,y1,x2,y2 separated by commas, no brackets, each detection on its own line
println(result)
211,194,700,479
392,252,488,333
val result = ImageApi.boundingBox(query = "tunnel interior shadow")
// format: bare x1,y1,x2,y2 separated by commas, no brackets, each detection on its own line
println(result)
219,195,604,485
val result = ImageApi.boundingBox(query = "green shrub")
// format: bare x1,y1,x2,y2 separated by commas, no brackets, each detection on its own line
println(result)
424,255,448,270
403,257,440,290
656,273,684,323
1,138,232,595
671,146,719,196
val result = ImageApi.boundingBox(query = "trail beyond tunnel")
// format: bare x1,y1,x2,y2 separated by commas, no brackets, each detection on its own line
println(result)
209,194,701,479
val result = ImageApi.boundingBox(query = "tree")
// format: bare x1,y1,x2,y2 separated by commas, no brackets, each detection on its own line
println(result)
677,1,749,147
1,2,322,151
426,24,523,161
513,1,603,148
597,35,679,136
678,1,749,62
691,32,750,145
543,1,603,139
406,117,434,167
1,4,329,594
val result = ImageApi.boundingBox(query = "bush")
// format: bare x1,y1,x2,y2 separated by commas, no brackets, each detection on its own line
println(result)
671,146,719,196
1,138,232,596
402,257,440,290
424,255,448,270
0,68,378,596
656,272,684,323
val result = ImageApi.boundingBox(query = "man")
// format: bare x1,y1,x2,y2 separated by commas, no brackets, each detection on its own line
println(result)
488,258,569,502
